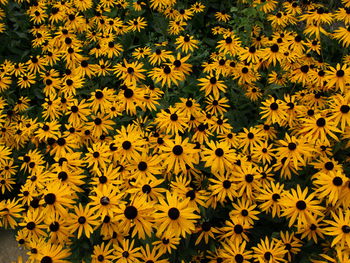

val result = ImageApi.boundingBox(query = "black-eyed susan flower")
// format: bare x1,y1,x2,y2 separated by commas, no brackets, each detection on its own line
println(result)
155,191,200,238
252,236,287,263
202,140,235,175
114,196,154,239
113,238,142,263
325,209,350,248
175,35,199,53
91,242,115,263
221,239,252,263
325,63,350,92
160,135,199,175
281,185,324,228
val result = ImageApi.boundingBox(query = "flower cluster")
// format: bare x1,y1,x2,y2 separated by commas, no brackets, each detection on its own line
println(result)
1,0,350,262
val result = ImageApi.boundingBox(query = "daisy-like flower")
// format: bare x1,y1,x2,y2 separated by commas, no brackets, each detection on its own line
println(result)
252,236,287,263
333,26,350,48
297,216,326,244
154,191,200,238
215,11,231,22
328,93,350,130
114,196,155,239
113,239,142,263
260,96,288,125
37,242,71,263
298,114,342,143
148,65,183,87
208,173,237,206
40,182,74,217
216,34,242,56
325,63,350,92
127,17,147,32
221,239,252,263
276,231,302,262
113,59,147,86
68,203,100,239
175,35,199,53
160,135,199,175
198,75,227,98
313,170,347,206
230,198,260,225
275,133,313,169
202,140,235,175
281,185,324,228
219,217,251,243
325,209,350,248
89,185,122,218
91,242,115,263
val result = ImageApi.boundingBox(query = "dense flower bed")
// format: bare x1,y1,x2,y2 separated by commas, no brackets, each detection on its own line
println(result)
1,0,350,262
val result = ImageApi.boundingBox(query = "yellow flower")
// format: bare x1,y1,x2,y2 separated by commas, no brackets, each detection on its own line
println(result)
155,191,200,238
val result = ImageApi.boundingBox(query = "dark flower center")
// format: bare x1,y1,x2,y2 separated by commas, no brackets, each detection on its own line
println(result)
127,67,134,74
124,88,134,98
27,222,36,230
288,142,297,150
333,176,343,186
342,225,350,233
215,148,224,157
94,118,102,125
241,209,248,216
272,193,280,201
124,206,138,219
95,91,103,99
163,66,171,74
264,252,272,260
225,37,232,44
99,176,107,184
49,222,60,232
41,256,53,263
210,77,217,84
310,224,317,231
78,216,86,224
316,118,326,127
300,65,309,73
223,180,231,189
168,207,180,220
138,161,148,171
57,138,66,146
122,141,132,150
44,193,56,205
202,221,211,232
270,102,278,110
341,105,350,113
100,196,110,206
245,174,254,183
172,145,183,155
186,190,196,200
170,113,178,121
325,161,334,170
71,106,78,113
296,200,306,210
271,44,279,52
174,60,181,67
336,70,345,77
235,254,244,263
58,171,68,181
285,243,292,250
234,224,243,234
142,184,152,193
